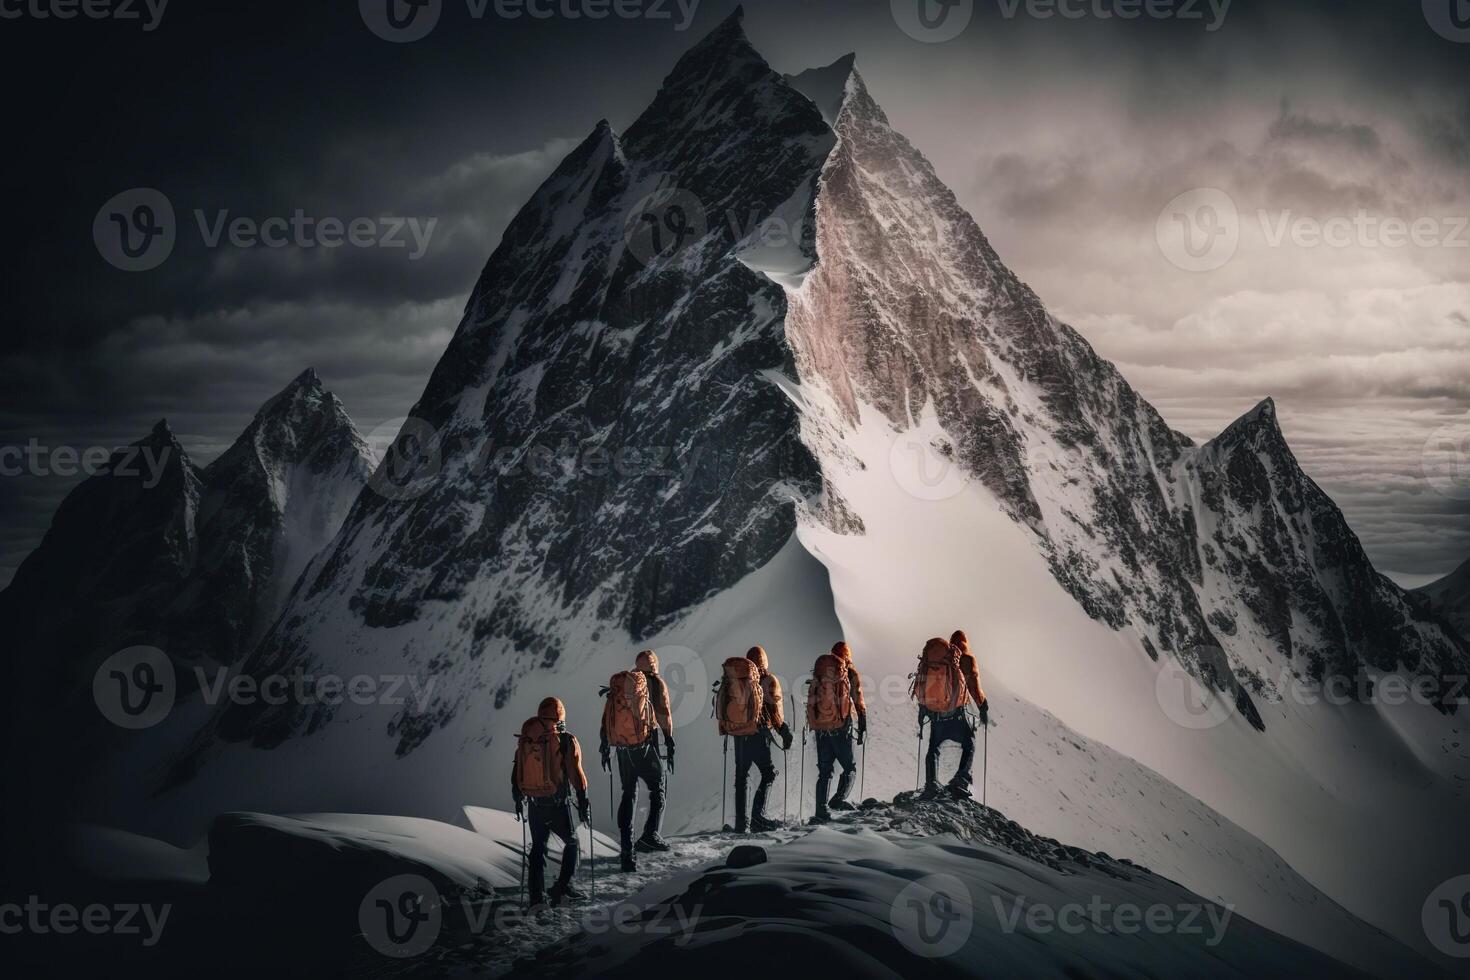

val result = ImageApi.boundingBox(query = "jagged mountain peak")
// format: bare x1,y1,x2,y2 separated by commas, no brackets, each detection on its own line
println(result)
784,53,857,127
207,370,369,487
146,417,181,445
1210,397,1283,448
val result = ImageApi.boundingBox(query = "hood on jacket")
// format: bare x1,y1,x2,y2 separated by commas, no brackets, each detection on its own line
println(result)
831,641,852,661
950,629,970,652
924,637,953,659
537,697,566,723
635,649,659,673
746,645,768,672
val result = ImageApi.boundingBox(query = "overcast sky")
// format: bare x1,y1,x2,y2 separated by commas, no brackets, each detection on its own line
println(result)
2,0,1467,587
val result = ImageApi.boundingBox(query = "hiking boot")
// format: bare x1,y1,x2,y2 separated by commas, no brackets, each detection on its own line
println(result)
620,850,638,873
548,882,586,904
749,815,779,833
919,781,943,800
808,809,832,825
946,781,972,801
635,833,671,853
828,798,856,812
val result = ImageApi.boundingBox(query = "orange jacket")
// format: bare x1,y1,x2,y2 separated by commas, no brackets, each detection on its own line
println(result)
512,698,588,798
760,672,784,730
562,734,589,793
634,651,675,740
959,650,985,707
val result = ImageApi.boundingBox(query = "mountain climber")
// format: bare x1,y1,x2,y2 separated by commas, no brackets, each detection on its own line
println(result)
715,646,786,833
738,645,793,832
913,631,988,800
511,696,591,907
600,649,675,872
808,641,866,823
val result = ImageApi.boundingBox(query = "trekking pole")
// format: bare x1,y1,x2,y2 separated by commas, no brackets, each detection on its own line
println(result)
915,715,924,792
519,813,527,907
860,740,866,801
588,806,596,902
721,734,728,830
982,716,989,808
608,766,614,826
799,724,806,824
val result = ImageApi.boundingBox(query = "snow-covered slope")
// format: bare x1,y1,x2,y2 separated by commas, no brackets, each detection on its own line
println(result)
143,8,1466,971
776,54,1469,963
1416,557,1470,640
511,806,1433,979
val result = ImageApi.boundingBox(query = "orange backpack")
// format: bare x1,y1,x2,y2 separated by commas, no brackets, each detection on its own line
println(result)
603,670,656,748
912,639,966,714
807,653,852,732
715,657,763,736
515,716,567,798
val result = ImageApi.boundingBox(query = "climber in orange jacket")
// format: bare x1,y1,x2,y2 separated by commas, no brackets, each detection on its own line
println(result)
915,631,987,800
510,696,590,907
808,641,867,823
739,645,793,832
600,649,675,873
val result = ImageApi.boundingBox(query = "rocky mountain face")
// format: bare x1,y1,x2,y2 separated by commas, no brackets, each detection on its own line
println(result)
195,9,841,755
176,8,1468,770
780,62,1468,723
1414,557,1470,640
1,369,372,684
181,368,373,662
0,370,370,874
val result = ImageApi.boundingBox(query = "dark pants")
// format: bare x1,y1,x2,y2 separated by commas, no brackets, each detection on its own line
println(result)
925,711,976,788
527,797,579,902
616,739,666,853
814,727,856,812
733,731,777,829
